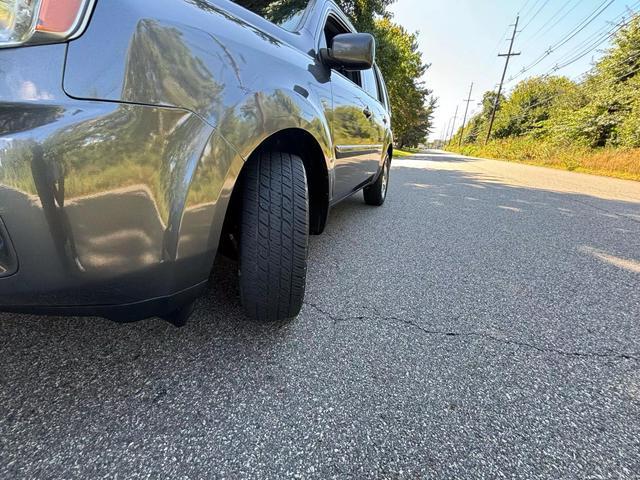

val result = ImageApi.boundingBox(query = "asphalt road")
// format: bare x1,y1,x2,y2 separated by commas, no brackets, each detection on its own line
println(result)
2,150,640,478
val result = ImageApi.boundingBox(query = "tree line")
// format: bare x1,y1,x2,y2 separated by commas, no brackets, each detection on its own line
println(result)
453,15,640,150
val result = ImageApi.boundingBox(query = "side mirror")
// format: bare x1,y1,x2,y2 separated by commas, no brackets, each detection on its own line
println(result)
321,33,375,70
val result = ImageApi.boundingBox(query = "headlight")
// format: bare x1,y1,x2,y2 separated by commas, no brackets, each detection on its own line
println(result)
0,0,94,48
0,0,39,45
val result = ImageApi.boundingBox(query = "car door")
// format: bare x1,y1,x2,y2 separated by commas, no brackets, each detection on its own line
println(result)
360,65,387,171
321,15,383,200
331,71,382,199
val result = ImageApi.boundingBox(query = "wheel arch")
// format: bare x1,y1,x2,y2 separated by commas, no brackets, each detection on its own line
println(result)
219,127,331,261
252,128,330,235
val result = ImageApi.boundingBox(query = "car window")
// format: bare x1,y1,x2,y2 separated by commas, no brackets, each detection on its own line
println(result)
231,0,308,32
374,66,388,109
361,68,379,101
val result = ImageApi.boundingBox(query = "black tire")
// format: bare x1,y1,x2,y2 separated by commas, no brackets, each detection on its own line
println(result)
363,155,390,206
239,151,309,322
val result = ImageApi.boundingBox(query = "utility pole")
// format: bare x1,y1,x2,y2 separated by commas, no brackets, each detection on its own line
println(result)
458,82,475,147
485,16,521,145
440,122,448,148
444,117,453,147
446,105,459,147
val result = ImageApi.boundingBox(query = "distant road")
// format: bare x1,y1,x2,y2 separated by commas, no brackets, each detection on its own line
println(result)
1,150,639,478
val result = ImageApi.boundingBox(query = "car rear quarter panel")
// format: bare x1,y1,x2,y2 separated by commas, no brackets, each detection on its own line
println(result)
0,44,240,305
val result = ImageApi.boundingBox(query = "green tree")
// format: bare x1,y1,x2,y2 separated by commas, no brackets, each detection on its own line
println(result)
334,0,394,31
400,96,437,147
235,0,393,31
492,76,581,139
556,15,640,147
373,17,435,147
480,91,504,120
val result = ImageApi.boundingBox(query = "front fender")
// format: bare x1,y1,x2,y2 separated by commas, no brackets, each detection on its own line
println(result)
217,87,334,173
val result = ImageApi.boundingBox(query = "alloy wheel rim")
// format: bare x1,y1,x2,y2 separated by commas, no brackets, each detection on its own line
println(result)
381,161,389,198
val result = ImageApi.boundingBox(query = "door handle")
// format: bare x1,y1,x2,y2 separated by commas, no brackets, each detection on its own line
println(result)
363,107,372,119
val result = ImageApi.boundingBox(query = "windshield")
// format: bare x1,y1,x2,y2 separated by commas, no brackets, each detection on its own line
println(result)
232,0,309,32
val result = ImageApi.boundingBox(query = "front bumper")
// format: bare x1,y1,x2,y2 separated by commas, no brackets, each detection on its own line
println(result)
0,44,239,318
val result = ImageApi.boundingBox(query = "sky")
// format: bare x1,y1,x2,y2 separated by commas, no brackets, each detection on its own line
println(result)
389,0,639,141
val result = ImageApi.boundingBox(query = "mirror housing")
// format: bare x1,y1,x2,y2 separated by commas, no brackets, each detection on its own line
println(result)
321,33,375,70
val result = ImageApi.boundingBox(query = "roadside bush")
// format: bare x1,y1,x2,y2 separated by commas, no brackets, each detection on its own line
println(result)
449,15,640,179
452,138,640,181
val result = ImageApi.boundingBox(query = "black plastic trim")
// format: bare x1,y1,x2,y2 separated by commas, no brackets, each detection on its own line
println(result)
0,218,18,278
0,280,208,322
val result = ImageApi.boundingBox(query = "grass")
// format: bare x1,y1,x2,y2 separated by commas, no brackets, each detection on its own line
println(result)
393,148,421,158
449,138,640,182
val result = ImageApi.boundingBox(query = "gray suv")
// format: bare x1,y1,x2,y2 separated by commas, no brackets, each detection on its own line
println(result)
0,0,393,323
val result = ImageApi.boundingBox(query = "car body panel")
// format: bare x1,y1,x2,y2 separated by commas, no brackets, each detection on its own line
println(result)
331,73,383,199
0,0,393,318
0,44,241,307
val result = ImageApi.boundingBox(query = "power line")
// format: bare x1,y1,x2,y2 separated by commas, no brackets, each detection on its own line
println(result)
550,4,640,67
487,25,512,76
532,0,583,43
508,0,616,83
521,0,552,32
551,0,619,53
518,9,639,81
518,0,535,16
552,19,631,71
560,32,640,79
491,25,511,55
521,0,543,19
522,0,580,47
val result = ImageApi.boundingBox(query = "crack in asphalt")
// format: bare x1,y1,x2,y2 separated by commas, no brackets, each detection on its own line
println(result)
304,302,639,362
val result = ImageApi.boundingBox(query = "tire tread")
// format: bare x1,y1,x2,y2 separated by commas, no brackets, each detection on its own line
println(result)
239,151,309,322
